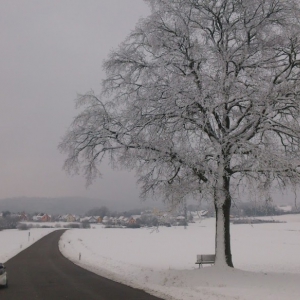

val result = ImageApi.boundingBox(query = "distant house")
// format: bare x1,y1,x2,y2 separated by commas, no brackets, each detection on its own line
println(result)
94,216,102,223
102,216,109,224
41,214,51,222
58,214,79,222
88,216,98,223
127,215,141,225
80,216,90,223
80,216,98,223
128,215,141,225
66,214,76,222
32,213,42,221
19,212,29,221
128,217,137,225
117,216,126,225
33,213,51,222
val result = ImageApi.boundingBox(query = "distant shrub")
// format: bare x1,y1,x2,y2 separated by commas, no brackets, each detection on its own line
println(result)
105,225,123,228
81,221,91,229
126,223,141,229
232,219,286,225
64,223,80,229
17,223,31,230
0,216,19,230
161,222,171,227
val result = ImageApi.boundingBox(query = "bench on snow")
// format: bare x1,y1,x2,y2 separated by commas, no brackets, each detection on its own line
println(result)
195,254,215,268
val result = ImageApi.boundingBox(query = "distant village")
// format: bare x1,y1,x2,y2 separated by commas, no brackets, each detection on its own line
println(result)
0,202,299,230
0,206,211,230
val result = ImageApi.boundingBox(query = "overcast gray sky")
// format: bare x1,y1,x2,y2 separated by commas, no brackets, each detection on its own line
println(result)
0,0,153,208
0,0,295,211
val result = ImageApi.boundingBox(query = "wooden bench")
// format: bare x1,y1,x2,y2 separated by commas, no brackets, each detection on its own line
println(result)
195,254,215,268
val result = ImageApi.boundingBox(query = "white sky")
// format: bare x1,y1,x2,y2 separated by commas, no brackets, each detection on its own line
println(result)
0,0,151,208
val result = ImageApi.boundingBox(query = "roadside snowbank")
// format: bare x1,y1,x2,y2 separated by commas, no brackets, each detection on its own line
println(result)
59,215,300,300
0,228,57,262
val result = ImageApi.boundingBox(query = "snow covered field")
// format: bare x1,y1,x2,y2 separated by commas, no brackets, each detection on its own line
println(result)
59,215,300,300
0,228,57,262
1,216,300,299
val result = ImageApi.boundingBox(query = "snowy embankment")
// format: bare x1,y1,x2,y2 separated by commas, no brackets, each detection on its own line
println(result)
0,228,58,262
59,215,300,300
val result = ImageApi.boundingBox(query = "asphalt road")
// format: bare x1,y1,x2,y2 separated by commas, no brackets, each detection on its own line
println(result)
1,230,164,300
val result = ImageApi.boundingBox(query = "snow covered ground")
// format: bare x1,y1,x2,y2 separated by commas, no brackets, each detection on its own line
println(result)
0,228,58,262
59,215,300,300
2,216,300,299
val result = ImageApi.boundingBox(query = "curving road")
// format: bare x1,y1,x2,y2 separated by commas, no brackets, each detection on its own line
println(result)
1,230,164,300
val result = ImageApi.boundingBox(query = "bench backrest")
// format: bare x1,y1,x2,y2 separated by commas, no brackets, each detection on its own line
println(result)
197,254,215,262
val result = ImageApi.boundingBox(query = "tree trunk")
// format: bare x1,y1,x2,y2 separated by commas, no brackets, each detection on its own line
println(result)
214,172,234,267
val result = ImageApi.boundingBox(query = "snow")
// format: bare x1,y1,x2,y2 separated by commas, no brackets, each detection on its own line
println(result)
59,215,300,300
2,217,300,299
0,228,58,262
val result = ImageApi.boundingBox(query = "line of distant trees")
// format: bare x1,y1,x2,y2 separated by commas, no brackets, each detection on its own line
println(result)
85,203,300,220
0,211,19,230
230,202,300,217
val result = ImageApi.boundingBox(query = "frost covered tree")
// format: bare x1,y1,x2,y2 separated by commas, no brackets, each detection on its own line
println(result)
59,0,300,267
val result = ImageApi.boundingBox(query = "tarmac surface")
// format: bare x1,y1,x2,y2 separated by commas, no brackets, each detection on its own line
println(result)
1,230,164,300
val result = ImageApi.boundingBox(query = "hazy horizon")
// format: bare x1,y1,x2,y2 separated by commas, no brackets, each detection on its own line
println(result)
0,195,164,215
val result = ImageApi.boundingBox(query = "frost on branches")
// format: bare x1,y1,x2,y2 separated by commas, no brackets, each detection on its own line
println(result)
59,0,300,267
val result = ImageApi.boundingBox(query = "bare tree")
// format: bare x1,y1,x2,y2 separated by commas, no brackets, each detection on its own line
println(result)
85,206,110,218
59,0,300,267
